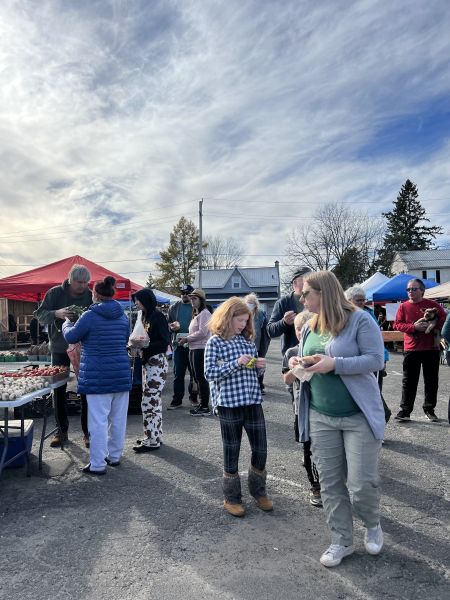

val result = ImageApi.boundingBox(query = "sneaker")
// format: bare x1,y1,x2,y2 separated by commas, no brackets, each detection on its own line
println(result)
424,409,439,422
394,410,411,422
190,406,211,416
50,432,68,448
320,544,354,567
310,489,323,507
105,457,120,467
167,401,182,410
81,463,106,475
364,523,383,555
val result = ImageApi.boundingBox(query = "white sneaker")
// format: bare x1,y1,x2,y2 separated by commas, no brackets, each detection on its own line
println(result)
320,544,354,567
364,523,384,555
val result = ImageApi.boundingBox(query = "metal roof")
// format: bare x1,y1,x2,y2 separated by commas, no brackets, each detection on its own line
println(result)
193,267,279,289
395,249,450,269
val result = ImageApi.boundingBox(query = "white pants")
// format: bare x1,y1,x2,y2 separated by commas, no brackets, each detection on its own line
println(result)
86,392,129,471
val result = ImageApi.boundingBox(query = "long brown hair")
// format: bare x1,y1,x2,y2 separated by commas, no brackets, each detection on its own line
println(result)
208,297,255,340
304,271,355,337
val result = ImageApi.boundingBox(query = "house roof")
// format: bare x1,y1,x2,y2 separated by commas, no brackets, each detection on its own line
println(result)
193,267,279,289
394,249,450,269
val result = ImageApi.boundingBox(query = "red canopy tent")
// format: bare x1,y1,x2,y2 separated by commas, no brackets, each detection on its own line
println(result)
0,255,143,302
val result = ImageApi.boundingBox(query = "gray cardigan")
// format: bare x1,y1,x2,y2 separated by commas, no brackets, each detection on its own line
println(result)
298,309,385,442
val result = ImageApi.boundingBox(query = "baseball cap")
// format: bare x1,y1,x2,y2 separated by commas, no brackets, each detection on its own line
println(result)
291,267,312,283
180,284,194,294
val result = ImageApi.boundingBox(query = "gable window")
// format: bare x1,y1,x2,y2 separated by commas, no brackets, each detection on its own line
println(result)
232,276,241,289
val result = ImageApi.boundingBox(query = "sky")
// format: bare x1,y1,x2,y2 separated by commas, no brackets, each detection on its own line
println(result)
0,0,450,286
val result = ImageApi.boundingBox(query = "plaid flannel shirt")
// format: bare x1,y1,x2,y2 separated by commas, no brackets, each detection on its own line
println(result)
204,334,262,408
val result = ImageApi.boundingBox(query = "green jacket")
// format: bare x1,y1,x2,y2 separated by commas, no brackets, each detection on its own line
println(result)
34,280,92,354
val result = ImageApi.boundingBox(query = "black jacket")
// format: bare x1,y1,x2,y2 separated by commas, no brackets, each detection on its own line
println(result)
34,280,93,354
133,289,170,363
267,292,303,355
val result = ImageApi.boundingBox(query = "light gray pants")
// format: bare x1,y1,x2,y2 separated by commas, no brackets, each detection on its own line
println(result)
309,409,382,546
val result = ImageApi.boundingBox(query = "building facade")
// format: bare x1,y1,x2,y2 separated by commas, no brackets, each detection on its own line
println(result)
391,250,450,284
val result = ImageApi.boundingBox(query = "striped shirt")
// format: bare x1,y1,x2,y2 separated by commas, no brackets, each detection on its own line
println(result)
204,334,262,408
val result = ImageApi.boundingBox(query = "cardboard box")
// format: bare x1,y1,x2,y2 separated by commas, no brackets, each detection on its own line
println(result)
0,419,34,467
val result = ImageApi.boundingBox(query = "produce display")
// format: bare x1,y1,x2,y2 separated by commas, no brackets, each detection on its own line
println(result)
0,351,28,361
0,376,48,400
0,366,69,401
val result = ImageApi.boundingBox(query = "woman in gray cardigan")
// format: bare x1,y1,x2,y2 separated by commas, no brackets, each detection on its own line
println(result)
289,271,385,568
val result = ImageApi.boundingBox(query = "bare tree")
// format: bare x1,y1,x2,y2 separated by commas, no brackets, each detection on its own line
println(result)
202,235,243,269
285,203,384,283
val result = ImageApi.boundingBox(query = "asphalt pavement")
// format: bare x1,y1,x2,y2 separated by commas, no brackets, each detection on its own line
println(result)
1,346,449,600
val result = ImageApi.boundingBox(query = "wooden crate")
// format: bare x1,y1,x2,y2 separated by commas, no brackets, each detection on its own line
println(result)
382,331,404,342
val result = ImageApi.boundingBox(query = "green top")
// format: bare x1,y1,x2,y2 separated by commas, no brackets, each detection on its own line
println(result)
304,329,361,417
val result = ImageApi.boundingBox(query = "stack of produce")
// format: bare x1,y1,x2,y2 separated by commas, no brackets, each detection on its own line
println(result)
0,375,48,401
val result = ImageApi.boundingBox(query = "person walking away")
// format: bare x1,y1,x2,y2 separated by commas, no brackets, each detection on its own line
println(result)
177,288,212,416
393,278,446,422
62,277,131,474
167,284,197,409
34,264,92,447
282,310,322,507
132,288,170,452
293,271,385,567
205,297,273,518
245,294,270,394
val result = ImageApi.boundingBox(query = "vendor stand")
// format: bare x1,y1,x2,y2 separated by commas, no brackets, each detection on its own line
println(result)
0,365,69,480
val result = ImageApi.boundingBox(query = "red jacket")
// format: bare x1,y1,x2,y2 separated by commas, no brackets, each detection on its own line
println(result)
393,299,447,351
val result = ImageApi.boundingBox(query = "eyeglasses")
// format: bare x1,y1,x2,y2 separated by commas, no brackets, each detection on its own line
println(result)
354,297,366,302
406,287,420,292
300,290,311,300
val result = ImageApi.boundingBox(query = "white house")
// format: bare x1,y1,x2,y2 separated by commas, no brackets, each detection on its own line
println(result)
391,249,450,284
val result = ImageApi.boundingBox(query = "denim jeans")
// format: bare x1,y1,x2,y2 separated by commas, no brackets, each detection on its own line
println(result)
310,409,382,546
172,345,194,403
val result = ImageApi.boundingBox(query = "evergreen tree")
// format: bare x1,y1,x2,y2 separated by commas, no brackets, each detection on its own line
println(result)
154,217,199,293
376,180,443,274
333,247,367,290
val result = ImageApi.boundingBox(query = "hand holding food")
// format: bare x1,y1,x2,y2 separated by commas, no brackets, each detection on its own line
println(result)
55,307,75,320
238,354,253,366
288,356,302,369
255,358,266,369
169,321,180,331
302,354,336,373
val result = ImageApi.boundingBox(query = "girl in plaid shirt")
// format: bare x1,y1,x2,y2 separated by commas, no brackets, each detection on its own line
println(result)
205,297,273,517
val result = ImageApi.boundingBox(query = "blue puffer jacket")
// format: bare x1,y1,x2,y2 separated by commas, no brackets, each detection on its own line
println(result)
62,300,131,395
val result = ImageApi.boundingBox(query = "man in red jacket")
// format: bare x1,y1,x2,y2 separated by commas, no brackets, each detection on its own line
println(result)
393,278,446,421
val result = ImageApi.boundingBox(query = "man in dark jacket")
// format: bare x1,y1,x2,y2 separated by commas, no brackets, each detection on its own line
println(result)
267,267,311,355
34,264,93,447
166,284,196,409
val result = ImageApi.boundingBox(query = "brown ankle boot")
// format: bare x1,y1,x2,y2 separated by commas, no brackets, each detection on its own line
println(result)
248,466,274,511
223,500,246,517
222,472,246,517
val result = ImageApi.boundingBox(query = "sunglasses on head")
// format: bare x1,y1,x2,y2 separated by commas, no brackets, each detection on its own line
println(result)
406,287,420,292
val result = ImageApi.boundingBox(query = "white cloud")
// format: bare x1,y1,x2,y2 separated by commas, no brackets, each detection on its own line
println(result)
0,0,449,283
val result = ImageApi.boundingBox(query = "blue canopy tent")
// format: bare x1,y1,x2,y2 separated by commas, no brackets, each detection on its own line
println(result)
367,274,438,302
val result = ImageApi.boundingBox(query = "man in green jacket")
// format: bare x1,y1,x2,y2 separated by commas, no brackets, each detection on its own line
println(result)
34,264,93,447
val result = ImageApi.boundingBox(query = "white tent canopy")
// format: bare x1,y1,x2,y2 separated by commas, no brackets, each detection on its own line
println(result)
359,272,390,291
424,281,450,299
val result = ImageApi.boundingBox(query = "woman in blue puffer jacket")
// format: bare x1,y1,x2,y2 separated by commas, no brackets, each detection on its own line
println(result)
62,276,131,475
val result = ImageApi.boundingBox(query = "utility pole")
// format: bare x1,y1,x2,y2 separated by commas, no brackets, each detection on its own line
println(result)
198,198,203,288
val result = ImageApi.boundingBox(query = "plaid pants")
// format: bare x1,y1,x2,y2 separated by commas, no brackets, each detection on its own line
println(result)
218,404,267,474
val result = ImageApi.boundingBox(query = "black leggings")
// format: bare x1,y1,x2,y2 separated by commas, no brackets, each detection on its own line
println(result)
189,349,210,409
